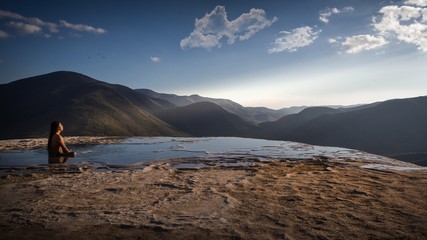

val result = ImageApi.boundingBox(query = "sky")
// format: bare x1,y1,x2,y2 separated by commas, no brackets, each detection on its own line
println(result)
0,0,426,109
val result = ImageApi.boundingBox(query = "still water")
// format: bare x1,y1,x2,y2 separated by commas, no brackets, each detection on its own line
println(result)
0,137,382,169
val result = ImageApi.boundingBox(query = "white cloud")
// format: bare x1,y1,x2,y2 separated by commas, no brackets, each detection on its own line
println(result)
232,8,278,42
180,5,277,50
319,6,354,23
181,30,221,49
0,29,10,38
336,1,427,53
150,56,161,63
0,10,25,20
404,0,427,7
341,35,388,53
328,38,338,44
5,21,42,35
373,5,427,51
268,26,321,53
0,10,59,33
60,20,107,34
0,9,106,37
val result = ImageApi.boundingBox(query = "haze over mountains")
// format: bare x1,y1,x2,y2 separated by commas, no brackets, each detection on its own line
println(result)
1,71,426,166
155,102,258,137
136,89,305,123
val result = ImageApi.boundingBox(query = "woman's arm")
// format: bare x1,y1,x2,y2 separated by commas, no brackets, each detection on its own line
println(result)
59,135,71,153
58,135,77,157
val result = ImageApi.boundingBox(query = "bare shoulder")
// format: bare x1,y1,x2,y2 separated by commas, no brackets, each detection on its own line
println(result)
58,135,65,142
51,134,63,143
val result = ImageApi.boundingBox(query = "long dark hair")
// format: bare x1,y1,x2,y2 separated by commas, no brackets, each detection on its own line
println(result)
48,121,60,154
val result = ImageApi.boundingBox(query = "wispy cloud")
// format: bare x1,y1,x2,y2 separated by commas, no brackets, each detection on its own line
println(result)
269,5,352,54
0,10,59,33
60,20,107,34
150,56,161,63
0,10,22,19
180,5,277,50
341,35,388,53
0,29,10,38
0,9,106,38
328,37,340,44
5,21,42,35
268,26,321,53
319,6,354,24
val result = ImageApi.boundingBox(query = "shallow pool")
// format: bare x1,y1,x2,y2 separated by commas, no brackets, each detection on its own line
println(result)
0,137,387,170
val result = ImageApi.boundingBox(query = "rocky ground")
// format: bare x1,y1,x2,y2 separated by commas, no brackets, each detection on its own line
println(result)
1,157,426,240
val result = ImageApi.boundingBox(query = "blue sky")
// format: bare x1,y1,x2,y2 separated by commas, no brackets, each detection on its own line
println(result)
0,0,426,109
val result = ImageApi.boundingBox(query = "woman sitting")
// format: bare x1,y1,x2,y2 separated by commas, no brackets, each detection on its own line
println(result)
48,121,77,158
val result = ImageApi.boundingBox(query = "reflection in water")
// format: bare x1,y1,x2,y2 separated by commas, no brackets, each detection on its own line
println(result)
48,156,70,164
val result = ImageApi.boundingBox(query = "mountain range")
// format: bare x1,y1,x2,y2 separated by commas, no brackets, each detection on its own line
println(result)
1,71,426,166
136,88,305,123
155,102,257,137
0,71,182,139
258,99,427,166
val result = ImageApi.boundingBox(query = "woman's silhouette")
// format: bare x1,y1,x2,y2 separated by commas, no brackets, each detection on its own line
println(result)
48,121,76,162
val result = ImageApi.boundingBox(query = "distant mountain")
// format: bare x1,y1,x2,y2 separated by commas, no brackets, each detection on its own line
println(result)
136,89,198,107
0,71,182,139
257,107,342,139
243,106,306,123
155,102,258,137
338,102,380,112
267,97,427,166
136,89,299,123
